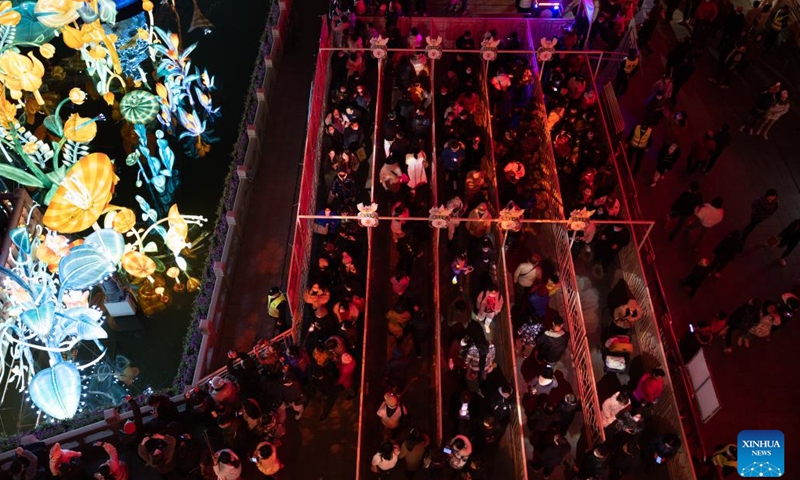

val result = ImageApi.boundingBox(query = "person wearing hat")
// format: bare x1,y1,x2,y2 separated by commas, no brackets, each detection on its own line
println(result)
266,286,291,335
555,393,581,435
208,375,240,406
377,392,408,435
626,120,654,177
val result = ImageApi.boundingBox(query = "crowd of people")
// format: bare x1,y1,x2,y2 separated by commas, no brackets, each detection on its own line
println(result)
5,0,797,477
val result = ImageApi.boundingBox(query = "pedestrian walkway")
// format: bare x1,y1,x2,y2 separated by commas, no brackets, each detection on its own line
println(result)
206,0,365,477
611,14,800,475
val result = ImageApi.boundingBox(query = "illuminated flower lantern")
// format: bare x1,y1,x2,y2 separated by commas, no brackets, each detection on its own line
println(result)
63,113,98,143
121,250,156,280
120,90,160,124
0,2,21,26
34,0,80,28
43,153,117,233
0,50,46,103
28,362,82,420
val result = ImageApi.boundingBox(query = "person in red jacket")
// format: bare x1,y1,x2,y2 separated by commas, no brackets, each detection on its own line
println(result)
632,368,666,410
692,0,718,45
337,352,357,399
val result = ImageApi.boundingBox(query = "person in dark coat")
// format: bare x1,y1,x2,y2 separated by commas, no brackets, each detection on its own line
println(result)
651,141,681,187
594,225,631,268
534,316,570,365
609,442,641,479
705,123,732,174
741,189,779,241
668,182,703,241
146,394,181,425
723,298,761,353
488,383,514,427
226,350,260,399
681,258,712,298
530,434,571,478
719,5,745,50
643,433,681,471
773,218,800,266
574,444,610,479
555,393,581,435
671,56,696,100
709,231,744,276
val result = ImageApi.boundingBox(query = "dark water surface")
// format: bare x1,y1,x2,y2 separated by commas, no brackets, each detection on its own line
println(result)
1,0,270,435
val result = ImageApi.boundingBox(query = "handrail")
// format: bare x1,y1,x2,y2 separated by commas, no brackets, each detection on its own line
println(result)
529,53,606,447
430,56,443,446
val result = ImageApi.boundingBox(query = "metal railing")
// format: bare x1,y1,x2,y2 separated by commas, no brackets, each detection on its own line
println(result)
589,60,700,479
529,56,607,447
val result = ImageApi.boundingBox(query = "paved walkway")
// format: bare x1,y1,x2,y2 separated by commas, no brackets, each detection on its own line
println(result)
613,14,800,475
209,0,363,477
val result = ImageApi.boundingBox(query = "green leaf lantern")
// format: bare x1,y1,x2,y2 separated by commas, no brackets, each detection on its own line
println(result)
119,90,160,125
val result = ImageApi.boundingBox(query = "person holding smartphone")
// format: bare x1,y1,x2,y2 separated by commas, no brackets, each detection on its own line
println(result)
644,433,681,472
446,435,472,470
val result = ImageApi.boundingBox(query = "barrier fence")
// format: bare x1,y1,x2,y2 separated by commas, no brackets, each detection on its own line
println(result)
598,80,708,465
285,20,331,343
587,54,700,479
528,52,607,447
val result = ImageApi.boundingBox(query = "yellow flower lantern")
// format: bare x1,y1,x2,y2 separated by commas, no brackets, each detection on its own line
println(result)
0,1,21,26
63,114,98,143
111,208,136,233
121,250,156,279
34,0,80,28
0,51,46,104
42,153,118,233
69,88,87,105
186,277,200,292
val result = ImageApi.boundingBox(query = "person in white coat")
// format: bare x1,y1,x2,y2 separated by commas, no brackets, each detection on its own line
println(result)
212,449,242,480
600,391,631,428
405,150,428,189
